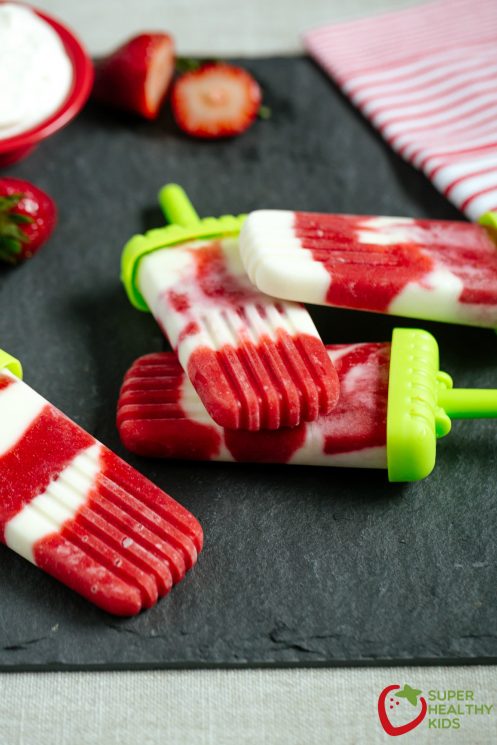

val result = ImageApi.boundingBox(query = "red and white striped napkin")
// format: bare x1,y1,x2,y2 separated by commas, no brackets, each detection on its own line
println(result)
304,0,497,221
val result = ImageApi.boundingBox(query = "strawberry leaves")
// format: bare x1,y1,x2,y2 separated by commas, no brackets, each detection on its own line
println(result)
0,178,57,264
0,194,34,264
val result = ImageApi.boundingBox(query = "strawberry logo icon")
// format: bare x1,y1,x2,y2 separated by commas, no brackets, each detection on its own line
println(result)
378,684,427,736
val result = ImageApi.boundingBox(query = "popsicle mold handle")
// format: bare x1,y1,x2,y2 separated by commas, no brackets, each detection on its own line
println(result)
158,184,200,227
386,328,448,483
121,184,246,313
387,327,497,481
0,349,22,379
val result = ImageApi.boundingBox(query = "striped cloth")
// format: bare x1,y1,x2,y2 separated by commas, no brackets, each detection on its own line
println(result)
304,0,497,221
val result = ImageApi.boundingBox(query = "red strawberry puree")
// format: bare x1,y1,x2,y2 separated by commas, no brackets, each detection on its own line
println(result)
158,239,339,431
294,213,497,313
118,353,223,460
117,343,390,467
0,372,202,615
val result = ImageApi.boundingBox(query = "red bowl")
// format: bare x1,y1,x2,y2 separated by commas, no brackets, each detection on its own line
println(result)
0,2,94,167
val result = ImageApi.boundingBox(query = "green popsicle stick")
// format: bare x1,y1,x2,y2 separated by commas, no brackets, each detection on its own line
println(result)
438,385,497,419
158,184,201,227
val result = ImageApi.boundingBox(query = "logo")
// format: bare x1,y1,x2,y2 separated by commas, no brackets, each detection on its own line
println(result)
377,684,495,736
378,684,427,736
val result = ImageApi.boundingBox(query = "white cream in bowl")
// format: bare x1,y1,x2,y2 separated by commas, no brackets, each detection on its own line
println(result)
0,3,73,139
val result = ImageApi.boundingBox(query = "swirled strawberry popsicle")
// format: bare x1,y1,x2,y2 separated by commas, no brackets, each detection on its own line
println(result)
0,351,202,616
118,328,497,482
118,343,390,469
121,185,340,431
240,210,497,327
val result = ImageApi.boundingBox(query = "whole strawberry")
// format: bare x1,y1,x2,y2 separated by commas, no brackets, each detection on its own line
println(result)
0,178,57,264
172,63,262,139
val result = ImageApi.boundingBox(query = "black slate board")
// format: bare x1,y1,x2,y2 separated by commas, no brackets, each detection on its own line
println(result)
1,57,496,670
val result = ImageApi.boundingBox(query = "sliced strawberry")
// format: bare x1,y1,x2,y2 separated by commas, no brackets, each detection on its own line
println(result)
0,178,57,264
93,33,175,120
171,63,262,138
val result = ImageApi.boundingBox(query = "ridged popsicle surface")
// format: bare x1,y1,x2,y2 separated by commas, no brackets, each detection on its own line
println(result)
117,343,390,469
137,237,339,430
240,210,497,327
0,371,202,616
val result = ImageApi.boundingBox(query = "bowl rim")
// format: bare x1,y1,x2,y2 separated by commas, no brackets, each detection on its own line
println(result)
0,1,94,153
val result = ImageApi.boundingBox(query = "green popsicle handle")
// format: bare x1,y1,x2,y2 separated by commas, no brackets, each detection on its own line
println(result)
438,386,497,419
479,211,497,232
122,184,245,312
158,184,200,227
386,328,497,482
0,349,22,379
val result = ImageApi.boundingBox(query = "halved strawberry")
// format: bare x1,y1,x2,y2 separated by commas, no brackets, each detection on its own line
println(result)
0,178,57,264
171,63,262,139
93,33,175,120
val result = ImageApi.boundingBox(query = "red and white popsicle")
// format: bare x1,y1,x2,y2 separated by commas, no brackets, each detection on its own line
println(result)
0,354,202,616
123,185,340,431
117,344,389,468
239,210,497,327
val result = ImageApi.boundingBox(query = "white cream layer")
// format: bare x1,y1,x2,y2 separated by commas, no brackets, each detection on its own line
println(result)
354,215,416,246
0,4,73,139
240,211,331,303
4,444,101,564
289,434,386,468
0,372,46,456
